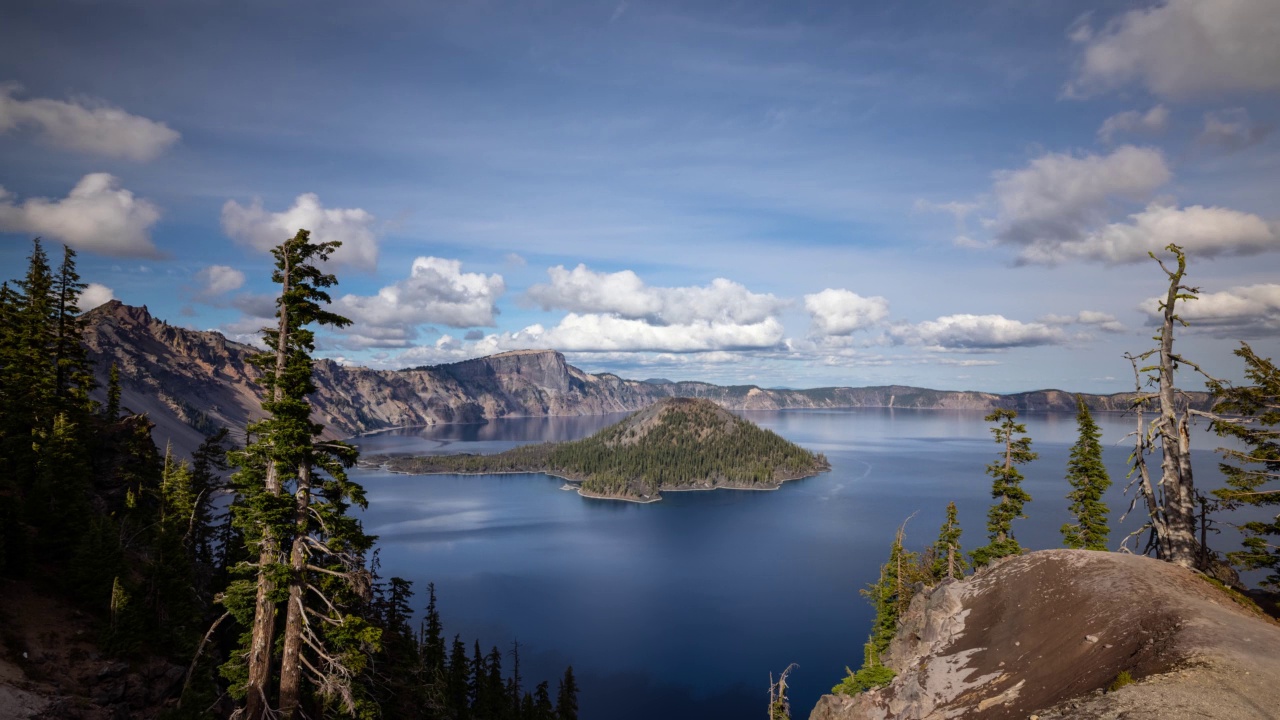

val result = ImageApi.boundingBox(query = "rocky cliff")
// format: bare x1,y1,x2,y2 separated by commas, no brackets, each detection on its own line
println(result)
809,550,1280,720
83,301,1211,456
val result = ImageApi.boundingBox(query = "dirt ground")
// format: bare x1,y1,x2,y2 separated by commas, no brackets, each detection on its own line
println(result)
0,579,183,719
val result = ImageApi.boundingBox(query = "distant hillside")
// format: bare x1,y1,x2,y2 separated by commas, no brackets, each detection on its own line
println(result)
82,301,1213,456
376,397,831,501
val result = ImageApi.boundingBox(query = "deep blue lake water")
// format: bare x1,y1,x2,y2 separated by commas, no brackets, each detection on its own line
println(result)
352,408,1248,720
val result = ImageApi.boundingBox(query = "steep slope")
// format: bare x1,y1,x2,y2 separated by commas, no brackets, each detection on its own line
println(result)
82,302,670,455
83,301,1212,457
378,397,831,501
809,550,1280,720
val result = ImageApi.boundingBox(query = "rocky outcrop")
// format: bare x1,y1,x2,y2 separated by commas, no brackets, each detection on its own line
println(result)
82,302,1213,457
809,550,1280,720
0,581,187,719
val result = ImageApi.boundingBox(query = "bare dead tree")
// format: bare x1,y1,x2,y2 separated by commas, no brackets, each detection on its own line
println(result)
1120,245,1230,570
768,663,798,720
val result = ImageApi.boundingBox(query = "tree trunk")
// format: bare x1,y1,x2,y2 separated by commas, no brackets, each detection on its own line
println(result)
278,459,312,718
244,256,291,720
1155,252,1201,569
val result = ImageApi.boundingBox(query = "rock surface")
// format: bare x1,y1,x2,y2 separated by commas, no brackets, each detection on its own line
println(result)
809,550,1280,720
0,580,186,719
83,301,1213,457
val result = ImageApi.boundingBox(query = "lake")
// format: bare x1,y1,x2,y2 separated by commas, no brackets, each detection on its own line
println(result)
352,408,1248,719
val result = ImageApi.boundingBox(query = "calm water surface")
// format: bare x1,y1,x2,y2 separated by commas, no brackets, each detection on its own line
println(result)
353,408,1242,720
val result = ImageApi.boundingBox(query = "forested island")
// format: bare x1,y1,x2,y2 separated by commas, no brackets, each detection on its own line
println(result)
370,397,831,501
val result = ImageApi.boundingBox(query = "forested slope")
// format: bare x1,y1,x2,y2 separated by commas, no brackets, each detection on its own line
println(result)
377,397,831,501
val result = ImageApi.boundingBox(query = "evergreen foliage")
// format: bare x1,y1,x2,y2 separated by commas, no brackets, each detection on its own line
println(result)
1210,343,1280,589
0,235,580,718
971,409,1036,567
1061,396,1112,551
834,518,926,695
555,665,579,720
105,361,122,419
219,229,380,718
931,501,968,581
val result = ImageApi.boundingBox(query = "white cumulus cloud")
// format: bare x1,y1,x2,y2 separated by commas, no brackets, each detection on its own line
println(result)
890,314,1065,351
992,145,1171,249
0,173,162,257
804,288,889,336
0,83,180,161
80,282,115,310
221,193,378,270
534,313,785,353
526,264,786,325
332,256,505,348
1140,284,1280,337
1019,203,1278,265
1097,105,1169,143
195,265,246,298
519,265,788,354
1066,0,1280,99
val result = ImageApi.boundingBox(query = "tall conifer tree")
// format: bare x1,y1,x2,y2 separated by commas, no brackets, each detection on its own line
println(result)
1210,343,1280,588
971,409,1036,567
222,229,377,719
1062,396,1112,550
931,501,968,580
51,245,94,411
555,666,578,720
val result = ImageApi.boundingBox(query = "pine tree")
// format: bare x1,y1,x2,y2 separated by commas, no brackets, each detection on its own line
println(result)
970,409,1036,567
7,240,57,497
448,635,472,719
222,229,377,719
469,639,486,711
931,501,967,581
51,245,94,412
554,666,578,720
533,680,554,720
104,362,122,419
833,517,920,694
188,428,230,589
421,582,446,676
1210,343,1280,588
0,280,22,573
1061,396,1111,551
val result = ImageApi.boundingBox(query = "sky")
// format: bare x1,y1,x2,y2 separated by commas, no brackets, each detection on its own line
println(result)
1,0,1278,393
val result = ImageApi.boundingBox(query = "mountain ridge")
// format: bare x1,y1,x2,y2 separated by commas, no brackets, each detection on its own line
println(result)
83,301,1212,456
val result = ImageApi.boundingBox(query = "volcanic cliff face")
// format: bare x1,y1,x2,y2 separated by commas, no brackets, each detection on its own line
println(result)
82,301,1210,456
809,550,1280,720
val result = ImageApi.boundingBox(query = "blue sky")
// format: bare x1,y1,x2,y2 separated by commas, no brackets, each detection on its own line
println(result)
2,0,1278,392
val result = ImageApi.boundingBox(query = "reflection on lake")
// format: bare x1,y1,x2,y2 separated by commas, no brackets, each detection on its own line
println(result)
353,408,1245,720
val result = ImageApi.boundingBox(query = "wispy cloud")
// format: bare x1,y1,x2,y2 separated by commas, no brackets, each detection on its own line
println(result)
1198,108,1272,153
1097,105,1168,144
0,82,179,161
